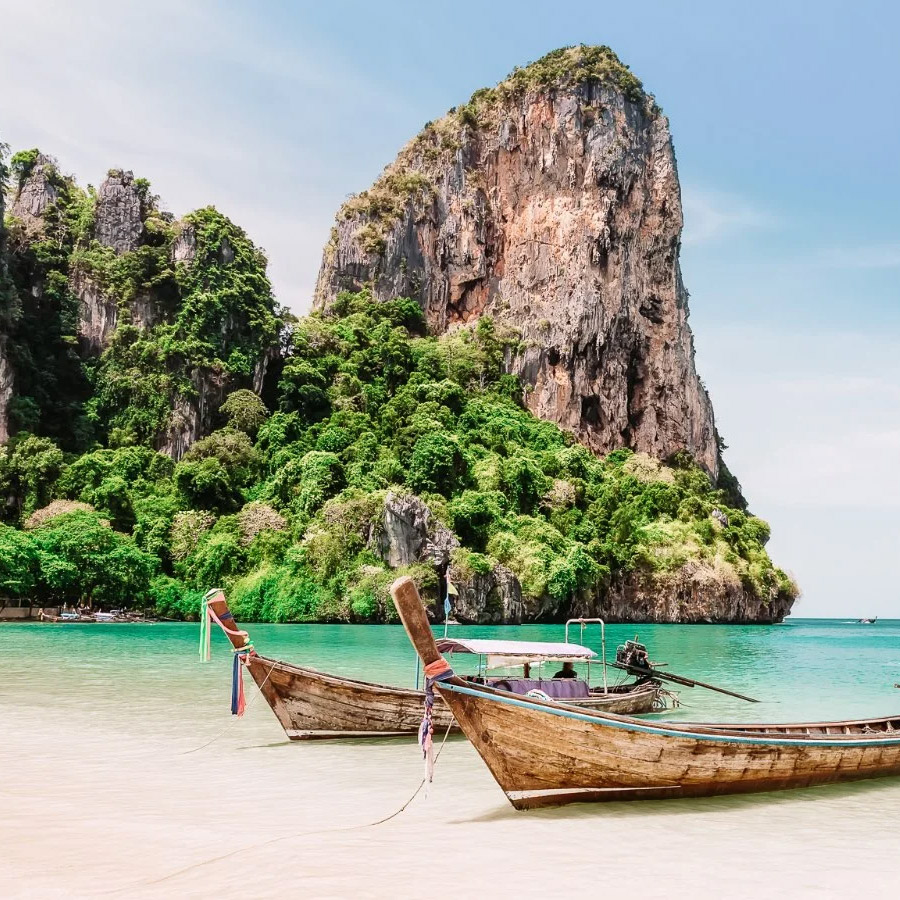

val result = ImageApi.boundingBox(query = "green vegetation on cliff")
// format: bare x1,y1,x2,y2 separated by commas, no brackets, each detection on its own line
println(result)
0,140,794,622
0,273,795,620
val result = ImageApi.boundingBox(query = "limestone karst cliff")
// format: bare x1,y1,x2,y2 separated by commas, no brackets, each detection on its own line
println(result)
0,47,796,624
316,45,719,477
0,151,280,456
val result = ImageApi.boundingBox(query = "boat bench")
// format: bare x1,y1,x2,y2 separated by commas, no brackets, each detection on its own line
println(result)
485,678,590,700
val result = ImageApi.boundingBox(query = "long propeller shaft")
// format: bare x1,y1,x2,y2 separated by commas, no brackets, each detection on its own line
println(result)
611,662,760,703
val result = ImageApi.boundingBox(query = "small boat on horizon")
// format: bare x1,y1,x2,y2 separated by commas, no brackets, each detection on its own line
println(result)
390,576,900,809
201,590,667,739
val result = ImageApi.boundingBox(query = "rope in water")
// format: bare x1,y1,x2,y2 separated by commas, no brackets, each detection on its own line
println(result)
109,719,455,893
158,592,458,888
179,657,277,755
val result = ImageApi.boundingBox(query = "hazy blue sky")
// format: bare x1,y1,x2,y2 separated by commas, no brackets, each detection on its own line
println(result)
2,0,898,617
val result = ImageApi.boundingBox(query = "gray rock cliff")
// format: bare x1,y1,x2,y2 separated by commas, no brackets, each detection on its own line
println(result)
0,335,11,444
74,170,147,351
371,492,525,622
315,46,719,475
157,369,230,460
95,170,144,254
8,153,58,232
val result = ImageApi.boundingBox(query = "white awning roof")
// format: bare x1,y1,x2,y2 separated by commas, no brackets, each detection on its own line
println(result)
435,637,596,662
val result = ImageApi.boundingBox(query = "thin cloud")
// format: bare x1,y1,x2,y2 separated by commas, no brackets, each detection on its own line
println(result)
815,243,900,269
700,325,900,511
0,0,408,311
681,186,776,245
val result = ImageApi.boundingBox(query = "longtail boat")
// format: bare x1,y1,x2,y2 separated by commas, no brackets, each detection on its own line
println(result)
390,575,900,809
201,589,663,740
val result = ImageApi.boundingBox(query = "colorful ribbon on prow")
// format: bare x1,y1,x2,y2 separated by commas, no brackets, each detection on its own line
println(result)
199,588,255,716
421,658,454,783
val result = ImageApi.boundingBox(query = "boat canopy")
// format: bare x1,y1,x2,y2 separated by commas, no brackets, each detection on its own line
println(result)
436,637,596,670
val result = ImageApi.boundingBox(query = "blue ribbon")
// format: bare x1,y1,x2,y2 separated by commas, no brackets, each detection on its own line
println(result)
231,652,242,715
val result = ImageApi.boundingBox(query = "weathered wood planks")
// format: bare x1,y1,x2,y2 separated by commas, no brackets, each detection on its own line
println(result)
390,575,900,809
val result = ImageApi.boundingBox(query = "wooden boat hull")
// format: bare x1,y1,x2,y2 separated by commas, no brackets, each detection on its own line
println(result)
388,574,900,810
244,656,661,739
569,684,661,715
245,655,455,739
439,682,900,809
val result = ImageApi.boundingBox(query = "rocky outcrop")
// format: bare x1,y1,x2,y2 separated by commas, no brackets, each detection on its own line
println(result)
72,170,149,352
0,336,12,444
172,223,196,264
157,368,229,460
371,492,525,622
129,291,160,331
95,170,144,254
8,154,59,231
72,270,118,352
574,568,793,624
315,46,719,475
373,492,458,568
448,560,525,624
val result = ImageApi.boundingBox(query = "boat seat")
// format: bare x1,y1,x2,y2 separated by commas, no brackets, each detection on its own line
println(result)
486,678,590,700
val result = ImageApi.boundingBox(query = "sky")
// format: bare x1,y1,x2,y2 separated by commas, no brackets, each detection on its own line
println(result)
1,0,898,617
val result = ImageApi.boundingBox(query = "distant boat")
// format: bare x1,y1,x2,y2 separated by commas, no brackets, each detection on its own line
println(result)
858,617,878,625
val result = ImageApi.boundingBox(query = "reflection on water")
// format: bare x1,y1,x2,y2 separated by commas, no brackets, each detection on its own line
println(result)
2,619,899,898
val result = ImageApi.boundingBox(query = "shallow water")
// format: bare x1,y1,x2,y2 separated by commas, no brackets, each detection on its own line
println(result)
2,619,899,898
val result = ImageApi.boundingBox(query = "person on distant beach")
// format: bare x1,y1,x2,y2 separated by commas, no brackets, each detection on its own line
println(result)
553,662,577,678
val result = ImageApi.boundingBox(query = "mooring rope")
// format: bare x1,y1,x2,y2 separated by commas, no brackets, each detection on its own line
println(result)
179,658,278,755
108,719,455,893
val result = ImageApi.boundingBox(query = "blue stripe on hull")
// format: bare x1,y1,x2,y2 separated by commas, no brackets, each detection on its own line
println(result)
440,682,900,748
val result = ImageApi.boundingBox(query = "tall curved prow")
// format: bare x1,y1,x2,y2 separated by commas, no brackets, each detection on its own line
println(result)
204,588,252,651
201,587,297,728
390,577,465,689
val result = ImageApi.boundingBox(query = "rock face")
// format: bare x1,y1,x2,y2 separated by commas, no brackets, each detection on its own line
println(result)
372,492,524,622
95,170,144,254
8,154,59,230
0,336,12,444
576,570,793,624
373,492,458,568
157,369,229,460
172,223,196,263
72,270,118,352
448,561,525,624
315,46,719,475
73,170,149,351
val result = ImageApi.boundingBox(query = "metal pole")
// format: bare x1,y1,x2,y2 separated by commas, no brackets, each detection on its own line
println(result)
582,621,590,689
414,653,420,690
601,620,608,693
443,582,450,638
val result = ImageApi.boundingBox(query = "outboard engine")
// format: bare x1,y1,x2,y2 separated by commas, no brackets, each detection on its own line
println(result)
616,639,652,672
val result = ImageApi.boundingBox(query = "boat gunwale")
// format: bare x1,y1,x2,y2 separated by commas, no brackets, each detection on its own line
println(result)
250,654,659,707
249,654,427,698
439,681,900,747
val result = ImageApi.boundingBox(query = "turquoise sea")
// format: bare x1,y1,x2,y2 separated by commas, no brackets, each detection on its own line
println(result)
3,618,900,898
